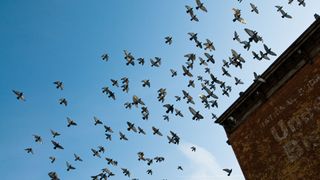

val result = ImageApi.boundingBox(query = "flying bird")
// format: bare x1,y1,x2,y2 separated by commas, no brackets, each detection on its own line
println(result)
142,79,151,88
211,113,218,120
105,133,112,141
48,172,60,180
146,158,153,166
297,0,306,7
191,146,196,152
182,65,193,77
121,168,131,177
175,95,181,101
254,72,266,83
165,36,173,45
234,77,244,85
98,146,105,153
188,32,198,41
167,131,180,145
189,107,204,120
33,135,43,144
223,168,233,176
110,79,119,87
163,115,169,122
195,0,207,12
250,3,259,14
53,81,64,90
66,161,76,171
25,147,33,154
49,156,56,163
252,51,262,60
146,169,153,175
185,5,199,21
74,154,83,161
12,90,25,101
137,57,145,65
244,28,263,43
154,156,165,162
50,129,60,138
124,102,132,109
203,39,215,51
137,152,146,161
170,69,177,77
104,125,114,133
263,44,277,56
175,109,184,117
240,40,251,50
105,157,115,165
222,67,232,77
123,50,135,66
199,57,208,66
260,51,270,60
150,57,161,67
127,121,138,133
195,39,203,48
184,53,196,62
138,126,146,135
182,90,195,104
152,126,163,136
59,98,68,106
119,132,128,141
275,6,292,18
233,31,241,42
222,59,230,68
67,117,77,127
91,148,101,158
132,95,145,107
188,80,195,88
232,8,246,24
204,53,215,64
93,116,103,125
101,53,109,62
51,140,64,150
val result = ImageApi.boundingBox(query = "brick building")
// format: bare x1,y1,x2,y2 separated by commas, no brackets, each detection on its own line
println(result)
215,18,320,179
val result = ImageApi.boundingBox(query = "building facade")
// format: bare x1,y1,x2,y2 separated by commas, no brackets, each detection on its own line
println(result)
216,19,320,179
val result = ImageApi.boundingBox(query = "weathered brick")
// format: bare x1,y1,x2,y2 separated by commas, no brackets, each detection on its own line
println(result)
216,19,320,180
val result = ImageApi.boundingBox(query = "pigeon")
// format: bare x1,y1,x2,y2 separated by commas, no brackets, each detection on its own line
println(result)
223,168,232,176
53,81,64,90
24,148,33,154
12,90,25,101
59,98,68,106
165,36,173,45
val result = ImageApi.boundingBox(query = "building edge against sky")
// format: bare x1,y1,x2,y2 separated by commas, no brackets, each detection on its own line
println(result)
215,17,320,179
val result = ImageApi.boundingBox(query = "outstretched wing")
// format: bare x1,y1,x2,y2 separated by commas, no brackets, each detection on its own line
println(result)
188,107,197,115
244,28,254,37
131,126,137,133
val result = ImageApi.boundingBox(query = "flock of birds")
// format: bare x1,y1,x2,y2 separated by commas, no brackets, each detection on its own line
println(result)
12,0,313,179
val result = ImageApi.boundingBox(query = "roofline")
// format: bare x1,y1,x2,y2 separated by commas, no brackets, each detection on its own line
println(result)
215,17,320,127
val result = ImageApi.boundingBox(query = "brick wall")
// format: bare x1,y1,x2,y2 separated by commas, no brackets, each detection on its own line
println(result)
229,54,320,179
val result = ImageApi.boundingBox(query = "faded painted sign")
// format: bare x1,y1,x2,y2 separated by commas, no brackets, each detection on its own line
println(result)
270,97,320,162
229,58,320,180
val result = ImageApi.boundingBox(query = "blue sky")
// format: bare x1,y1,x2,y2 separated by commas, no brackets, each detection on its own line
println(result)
0,0,319,179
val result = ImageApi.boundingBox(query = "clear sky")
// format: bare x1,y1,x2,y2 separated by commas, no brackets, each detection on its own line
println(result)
0,0,319,180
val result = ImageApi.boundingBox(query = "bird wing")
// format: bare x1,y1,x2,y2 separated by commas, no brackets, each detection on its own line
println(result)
132,126,138,133
188,107,197,115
